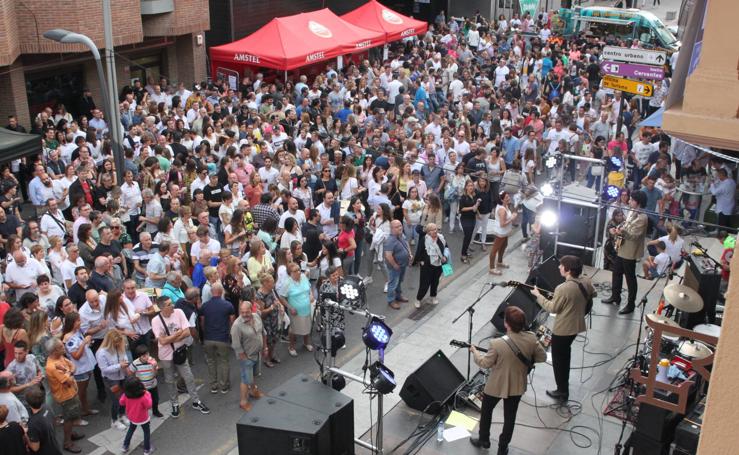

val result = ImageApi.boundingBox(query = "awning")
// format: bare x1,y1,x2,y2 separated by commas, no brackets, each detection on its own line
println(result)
209,8,385,71
0,128,41,163
639,107,664,127
341,0,428,42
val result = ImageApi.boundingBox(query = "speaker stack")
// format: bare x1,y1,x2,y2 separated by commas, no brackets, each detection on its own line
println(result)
237,374,355,455
400,350,466,414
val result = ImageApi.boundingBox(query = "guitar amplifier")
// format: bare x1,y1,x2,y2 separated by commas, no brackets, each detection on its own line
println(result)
673,397,705,455
681,255,721,328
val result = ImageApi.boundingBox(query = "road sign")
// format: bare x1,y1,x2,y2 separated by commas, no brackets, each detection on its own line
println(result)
601,75,654,97
600,61,664,81
602,46,667,66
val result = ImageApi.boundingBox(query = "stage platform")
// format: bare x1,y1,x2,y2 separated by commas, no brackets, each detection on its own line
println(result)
328,229,725,455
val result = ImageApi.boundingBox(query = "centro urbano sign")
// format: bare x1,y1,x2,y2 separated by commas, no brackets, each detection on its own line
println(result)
234,53,260,63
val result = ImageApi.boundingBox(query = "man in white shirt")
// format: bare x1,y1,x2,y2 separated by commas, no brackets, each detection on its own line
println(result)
39,198,67,240
190,168,209,197
190,226,221,265
453,130,471,158
467,25,480,48
60,244,86,290
72,204,92,244
122,279,156,348
258,157,279,191
632,134,658,168
5,251,43,300
424,115,443,145
494,59,510,88
278,198,306,230
318,191,338,239
710,168,737,228
149,85,168,105
544,119,570,156
449,73,465,103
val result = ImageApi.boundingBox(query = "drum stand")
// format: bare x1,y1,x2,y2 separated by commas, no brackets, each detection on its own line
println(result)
613,275,669,455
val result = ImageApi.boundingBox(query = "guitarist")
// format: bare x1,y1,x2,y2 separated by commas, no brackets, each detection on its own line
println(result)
531,256,595,404
469,306,546,453
601,191,648,315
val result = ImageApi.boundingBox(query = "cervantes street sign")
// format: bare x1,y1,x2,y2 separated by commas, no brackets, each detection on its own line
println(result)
600,61,665,81
602,46,667,66
601,75,654,97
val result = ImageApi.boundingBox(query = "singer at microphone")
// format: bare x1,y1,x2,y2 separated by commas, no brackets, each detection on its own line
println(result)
529,256,595,403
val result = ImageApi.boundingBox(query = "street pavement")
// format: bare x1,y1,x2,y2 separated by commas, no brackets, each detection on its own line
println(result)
71,222,496,455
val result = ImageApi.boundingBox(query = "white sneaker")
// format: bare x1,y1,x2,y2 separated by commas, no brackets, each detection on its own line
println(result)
431,297,440,305
383,283,388,293
111,420,127,431
414,300,422,309
76,419,89,427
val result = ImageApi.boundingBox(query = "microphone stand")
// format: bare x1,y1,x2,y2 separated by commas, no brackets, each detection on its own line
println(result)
452,282,498,382
613,273,668,455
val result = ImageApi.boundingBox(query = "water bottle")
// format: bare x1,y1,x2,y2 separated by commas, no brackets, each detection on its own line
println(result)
437,420,444,442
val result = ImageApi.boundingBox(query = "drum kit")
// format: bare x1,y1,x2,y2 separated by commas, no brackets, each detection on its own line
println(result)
643,283,720,363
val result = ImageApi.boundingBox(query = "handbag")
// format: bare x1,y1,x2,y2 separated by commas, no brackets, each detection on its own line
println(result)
441,262,454,277
158,313,188,365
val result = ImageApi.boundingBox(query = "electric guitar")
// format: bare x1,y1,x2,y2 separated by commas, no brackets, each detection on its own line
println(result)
450,339,488,352
504,280,554,299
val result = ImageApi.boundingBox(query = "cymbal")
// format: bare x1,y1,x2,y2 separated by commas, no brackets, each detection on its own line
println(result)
693,324,721,338
663,284,704,313
677,340,713,360
646,313,680,328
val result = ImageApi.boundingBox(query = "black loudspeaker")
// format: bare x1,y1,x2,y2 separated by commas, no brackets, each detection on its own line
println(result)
527,255,565,293
271,374,354,455
400,350,465,413
236,397,331,455
491,286,543,332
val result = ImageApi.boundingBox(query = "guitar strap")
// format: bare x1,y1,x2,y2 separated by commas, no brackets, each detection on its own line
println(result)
502,335,534,372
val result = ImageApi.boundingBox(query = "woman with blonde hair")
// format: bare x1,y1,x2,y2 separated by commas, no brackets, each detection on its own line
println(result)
254,272,283,368
246,239,274,283
201,266,221,304
95,329,130,430
61,311,97,417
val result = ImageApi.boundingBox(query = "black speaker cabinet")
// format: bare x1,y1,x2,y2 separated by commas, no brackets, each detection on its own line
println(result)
400,350,465,414
491,286,542,333
236,397,331,455
527,255,565,293
272,374,355,455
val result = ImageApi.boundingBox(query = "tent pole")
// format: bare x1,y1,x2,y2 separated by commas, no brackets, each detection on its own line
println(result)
284,70,287,83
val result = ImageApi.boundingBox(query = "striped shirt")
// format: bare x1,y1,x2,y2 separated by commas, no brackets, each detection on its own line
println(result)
129,358,158,389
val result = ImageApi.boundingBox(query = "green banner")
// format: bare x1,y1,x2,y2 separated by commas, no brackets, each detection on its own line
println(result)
519,0,540,17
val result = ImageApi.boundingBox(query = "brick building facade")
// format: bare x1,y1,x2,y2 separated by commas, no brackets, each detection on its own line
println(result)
0,0,210,129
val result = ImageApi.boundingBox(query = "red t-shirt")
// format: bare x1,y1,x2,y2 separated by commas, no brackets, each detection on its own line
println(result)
338,229,355,258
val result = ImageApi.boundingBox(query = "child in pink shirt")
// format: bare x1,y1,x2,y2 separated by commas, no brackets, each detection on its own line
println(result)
119,376,153,454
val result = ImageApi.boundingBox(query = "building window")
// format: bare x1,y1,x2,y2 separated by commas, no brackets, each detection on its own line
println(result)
25,68,85,119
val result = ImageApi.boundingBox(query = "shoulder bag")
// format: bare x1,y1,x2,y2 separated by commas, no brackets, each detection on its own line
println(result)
502,335,534,373
158,313,188,365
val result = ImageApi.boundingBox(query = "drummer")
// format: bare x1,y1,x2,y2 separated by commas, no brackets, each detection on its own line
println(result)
531,256,595,403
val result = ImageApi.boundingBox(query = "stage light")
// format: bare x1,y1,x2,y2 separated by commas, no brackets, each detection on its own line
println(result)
362,317,392,352
369,361,396,394
610,156,623,169
329,373,346,392
541,183,554,197
604,185,621,200
545,155,559,169
540,210,558,228
322,327,346,357
339,275,367,309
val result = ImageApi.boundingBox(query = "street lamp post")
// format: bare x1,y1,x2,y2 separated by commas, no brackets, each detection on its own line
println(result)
43,24,124,183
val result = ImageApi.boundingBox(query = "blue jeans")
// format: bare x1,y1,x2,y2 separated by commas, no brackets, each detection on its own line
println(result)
123,421,151,451
586,168,601,189
352,241,364,275
386,264,407,304
239,358,257,385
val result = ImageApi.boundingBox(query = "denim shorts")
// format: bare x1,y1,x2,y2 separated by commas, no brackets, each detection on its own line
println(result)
239,359,257,385
74,372,92,382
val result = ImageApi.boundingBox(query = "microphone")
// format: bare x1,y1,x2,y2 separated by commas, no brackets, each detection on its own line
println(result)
691,240,705,249
486,281,510,287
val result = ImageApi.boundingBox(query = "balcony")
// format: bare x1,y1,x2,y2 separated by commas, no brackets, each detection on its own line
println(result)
141,0,174,15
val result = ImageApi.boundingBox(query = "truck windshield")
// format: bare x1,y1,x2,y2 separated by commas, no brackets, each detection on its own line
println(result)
654,24,678,46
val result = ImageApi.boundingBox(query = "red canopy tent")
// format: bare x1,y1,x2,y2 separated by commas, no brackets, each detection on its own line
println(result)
341,0,428,42
209,8,385,74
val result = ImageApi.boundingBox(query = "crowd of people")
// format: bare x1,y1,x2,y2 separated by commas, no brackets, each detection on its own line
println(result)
0,6,737,455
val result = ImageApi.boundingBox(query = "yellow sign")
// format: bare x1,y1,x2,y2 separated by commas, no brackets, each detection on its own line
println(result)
601,75,654,97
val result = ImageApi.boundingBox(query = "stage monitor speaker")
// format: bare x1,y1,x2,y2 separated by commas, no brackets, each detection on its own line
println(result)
491,286,542,333
236,397,331,455
400,350,465,414
272,374,354,455
527,255,565,293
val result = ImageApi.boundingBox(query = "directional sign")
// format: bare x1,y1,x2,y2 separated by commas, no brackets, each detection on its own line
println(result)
601,75,654,97
600,61,664,81
602,46,667,66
